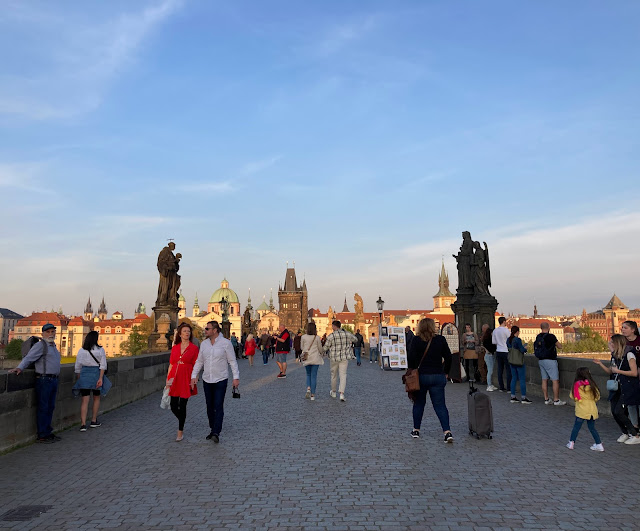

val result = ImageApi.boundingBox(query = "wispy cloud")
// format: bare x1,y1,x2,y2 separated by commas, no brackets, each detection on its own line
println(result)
175,181,236,193
313,15,379,57
0,0,182,120
241,155,282,175
0,162,49,193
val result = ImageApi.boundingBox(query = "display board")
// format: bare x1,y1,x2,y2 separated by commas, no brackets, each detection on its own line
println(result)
380,326,408,370
441,322,459,354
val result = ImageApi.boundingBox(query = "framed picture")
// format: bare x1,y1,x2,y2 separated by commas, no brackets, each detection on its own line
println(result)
382,356,391,369
390,334,398,343
381,326,388,336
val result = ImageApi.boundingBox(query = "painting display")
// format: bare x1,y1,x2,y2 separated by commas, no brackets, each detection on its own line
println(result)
379,326,407,370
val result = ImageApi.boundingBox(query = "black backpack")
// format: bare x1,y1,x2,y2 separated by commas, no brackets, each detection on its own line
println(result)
20,336,48,371
534,333,552,360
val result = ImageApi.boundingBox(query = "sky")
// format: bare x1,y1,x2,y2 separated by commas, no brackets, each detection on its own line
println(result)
1,0,639,319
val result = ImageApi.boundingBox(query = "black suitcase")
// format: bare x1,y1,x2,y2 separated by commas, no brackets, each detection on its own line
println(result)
468,381,493,439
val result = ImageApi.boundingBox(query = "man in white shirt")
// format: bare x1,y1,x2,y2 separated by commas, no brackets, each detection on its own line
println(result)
191,321,239,443
492,316,511,392
369,333,379,364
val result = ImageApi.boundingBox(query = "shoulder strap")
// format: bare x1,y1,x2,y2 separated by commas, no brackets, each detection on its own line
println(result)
416,339,433,370
42,340,48,374
87,348,101,367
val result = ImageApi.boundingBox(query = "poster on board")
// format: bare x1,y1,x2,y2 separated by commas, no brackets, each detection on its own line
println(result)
380,326,407,370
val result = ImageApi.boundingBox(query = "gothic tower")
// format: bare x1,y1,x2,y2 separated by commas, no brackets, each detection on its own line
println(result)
98,297,107,321
84,297,93,321
278,263,308,333
433,261,456,314
192,293,200,317
342,293,349,313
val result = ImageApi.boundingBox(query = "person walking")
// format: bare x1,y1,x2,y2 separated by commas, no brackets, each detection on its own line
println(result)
353,329,364,366
535,322,566,405
274,325,291,378
593,333,640,445
407,318,454,443
230,333,239,359
324,320,357,402
166,323,199,441
369,332,379,364
506,326,531,404
301,322,324,400
245,333,257,367
73,331,108,432
260,331,270,365
191,321,239,443
9,323,62,443
293,331,303,363
482,325,497,391
460,323,479,382
566,367,603,451
492,317,511,392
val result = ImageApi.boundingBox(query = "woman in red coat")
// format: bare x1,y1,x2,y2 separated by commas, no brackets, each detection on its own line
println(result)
166,323,199,441
245,333,257,367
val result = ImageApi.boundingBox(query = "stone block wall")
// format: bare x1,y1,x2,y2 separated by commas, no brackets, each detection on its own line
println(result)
0,352,169,453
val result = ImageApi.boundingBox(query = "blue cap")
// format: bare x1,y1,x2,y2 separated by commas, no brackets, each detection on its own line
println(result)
42,323,56,332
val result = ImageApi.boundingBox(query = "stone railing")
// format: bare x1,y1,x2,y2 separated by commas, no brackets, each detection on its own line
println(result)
0,352,170,453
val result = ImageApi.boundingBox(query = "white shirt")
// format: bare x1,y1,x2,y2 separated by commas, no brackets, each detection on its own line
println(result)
75,347,107,373
369,336,378,348
191,335,239,384
492,326,510,353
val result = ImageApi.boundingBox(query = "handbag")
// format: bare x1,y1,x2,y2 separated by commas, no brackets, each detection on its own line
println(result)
402,339,432,393
160,387,171,409
507,341,525,366
607,357,624,391
300,336,318,363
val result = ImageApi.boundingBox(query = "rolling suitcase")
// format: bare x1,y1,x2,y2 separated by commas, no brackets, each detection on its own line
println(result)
468,380,493,439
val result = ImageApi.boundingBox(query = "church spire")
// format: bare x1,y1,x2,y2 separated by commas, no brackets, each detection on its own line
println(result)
342,293,349,313
434,259,454,297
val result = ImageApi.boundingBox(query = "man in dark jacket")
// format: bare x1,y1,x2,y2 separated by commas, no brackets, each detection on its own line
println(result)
354,329,364,366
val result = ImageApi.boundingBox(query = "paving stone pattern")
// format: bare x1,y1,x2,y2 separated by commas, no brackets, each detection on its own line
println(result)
1,357,639,530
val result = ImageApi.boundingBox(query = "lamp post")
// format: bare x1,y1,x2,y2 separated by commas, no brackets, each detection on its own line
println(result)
220,296,231,339
376,296,384,369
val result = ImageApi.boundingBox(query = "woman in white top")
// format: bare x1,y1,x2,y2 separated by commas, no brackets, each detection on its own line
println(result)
74,331,107,432
300,322,324,401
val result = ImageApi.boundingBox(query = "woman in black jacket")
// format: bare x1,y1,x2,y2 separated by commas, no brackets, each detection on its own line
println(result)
407,318,454,443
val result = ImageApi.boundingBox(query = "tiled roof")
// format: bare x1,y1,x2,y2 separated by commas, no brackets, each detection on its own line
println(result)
513,318,563,329
0,308,23,319
17,312,69,327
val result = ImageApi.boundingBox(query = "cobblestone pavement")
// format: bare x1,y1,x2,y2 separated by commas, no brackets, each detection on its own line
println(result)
1,357,639,530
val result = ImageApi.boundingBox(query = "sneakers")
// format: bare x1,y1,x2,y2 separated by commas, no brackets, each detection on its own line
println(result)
498,388,507,393
624,436,640,445
510,397,520,403
212,434,219,443
89,420,101,428
310,395,315,401
521,397,532,404
411,429,420,439
566,441,574,450
590,443,604,452
340,393,346,402
370,360,373,364
330,390,337,398
553,400,566,406
277,373,286,379
444,432,454,443
305,389,311,399
544,398,553,405
80,425,87,432
486,385,496,392
36,437,55,444
617,434,630,443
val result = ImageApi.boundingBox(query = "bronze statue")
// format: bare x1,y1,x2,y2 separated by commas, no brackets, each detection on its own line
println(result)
472,241,491,296
453,231,473,290
156,242,181,307
354,293,364,320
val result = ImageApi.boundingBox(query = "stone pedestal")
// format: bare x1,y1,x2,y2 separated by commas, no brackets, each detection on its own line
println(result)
451,289,498,337
148,305,179,351
221,321,231,339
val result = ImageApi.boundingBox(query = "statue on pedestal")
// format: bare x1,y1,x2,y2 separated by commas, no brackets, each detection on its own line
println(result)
156,242,181,307
472,240,491,296
452,231,473,290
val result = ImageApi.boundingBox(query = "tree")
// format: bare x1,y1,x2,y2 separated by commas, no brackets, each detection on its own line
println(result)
5,338,23,360
342,324,354,333
179,317,203,341
558,326,608,353
119,326,147,356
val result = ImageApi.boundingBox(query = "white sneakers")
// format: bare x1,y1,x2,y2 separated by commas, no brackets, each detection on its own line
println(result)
566,441,574,450
554,400,567,406
617,434,630,443
486,385,496,392
590,443,604,452
330,390,337,398
545,399,553,405
624,436,640,445
340,393,346,402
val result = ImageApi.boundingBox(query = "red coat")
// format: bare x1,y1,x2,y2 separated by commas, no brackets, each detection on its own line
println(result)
245,339,257,356
167,342,199,398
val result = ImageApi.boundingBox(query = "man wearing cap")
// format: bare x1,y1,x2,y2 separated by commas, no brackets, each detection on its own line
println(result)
9,323,62,443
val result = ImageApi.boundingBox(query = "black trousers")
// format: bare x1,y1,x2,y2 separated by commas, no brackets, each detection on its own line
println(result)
496,352,512,390
170,396,189,431
611,392,638,436
464,358,479,381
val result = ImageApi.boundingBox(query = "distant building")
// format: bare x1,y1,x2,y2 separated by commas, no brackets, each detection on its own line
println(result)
93,313,150,357
582,294,640,341
433,260,456,314
278,265,308,334
0,308,23,346
511,318,565,346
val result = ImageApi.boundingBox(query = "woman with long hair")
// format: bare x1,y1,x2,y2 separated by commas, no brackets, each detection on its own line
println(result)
300,321,324,401
593,333,640,444
507,326,531,404
621,320,640,431
407,318,454,443
166,322,199,441
74,330,108,431
245,333,257,367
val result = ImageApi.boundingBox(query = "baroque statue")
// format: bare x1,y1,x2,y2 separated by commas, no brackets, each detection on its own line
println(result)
156,242,181,307
452,231,473,290
453,232,492,297
354,293,364,322
472,240,491,296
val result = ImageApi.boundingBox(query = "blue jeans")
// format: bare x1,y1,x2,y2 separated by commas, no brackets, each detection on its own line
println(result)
35,376,58,439
496,352,512,390
261,347,269,365
203,379,227,435
412,373,450,432
485,353,495,386
509,364,527,397
354,347,361,364
370,347,379,362
305,365,319,394
570,417,601,444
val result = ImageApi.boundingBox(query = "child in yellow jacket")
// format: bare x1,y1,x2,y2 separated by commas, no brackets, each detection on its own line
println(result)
567,367,603,451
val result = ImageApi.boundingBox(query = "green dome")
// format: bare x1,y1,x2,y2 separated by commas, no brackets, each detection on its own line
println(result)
209,279,239,304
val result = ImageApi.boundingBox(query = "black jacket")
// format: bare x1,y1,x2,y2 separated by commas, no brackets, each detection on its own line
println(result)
407,335,452,375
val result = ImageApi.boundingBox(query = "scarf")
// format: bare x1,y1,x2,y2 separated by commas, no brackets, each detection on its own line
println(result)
573,380,590,401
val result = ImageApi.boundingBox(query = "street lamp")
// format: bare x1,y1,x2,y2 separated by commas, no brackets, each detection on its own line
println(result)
376,296,384,369
220,296,229,323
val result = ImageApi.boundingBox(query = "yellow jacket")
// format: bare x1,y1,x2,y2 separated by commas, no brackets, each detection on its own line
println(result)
570,384,599,420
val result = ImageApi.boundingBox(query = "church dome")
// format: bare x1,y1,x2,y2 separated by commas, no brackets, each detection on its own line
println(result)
209,278,239,304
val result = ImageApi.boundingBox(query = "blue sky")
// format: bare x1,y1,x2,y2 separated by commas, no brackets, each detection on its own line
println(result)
1,0,639,318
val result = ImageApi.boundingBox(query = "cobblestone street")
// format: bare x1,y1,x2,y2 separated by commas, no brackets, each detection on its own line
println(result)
1,357,639,530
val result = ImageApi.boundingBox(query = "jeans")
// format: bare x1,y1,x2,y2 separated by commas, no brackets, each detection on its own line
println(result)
509,364,527,397
203,379,228,435
261,347,269,364
305,365,319,394
412,373,450,432
610,391,638,436
170,396,189,431
570,416,601,444
354,347,361,365
485,353,495,386
370,347,379,362
496,352,512,391
35,376,58,439
330,360,349,394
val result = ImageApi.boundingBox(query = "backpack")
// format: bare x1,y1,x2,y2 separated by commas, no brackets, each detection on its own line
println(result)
21,336,48,370
534,333,552,360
